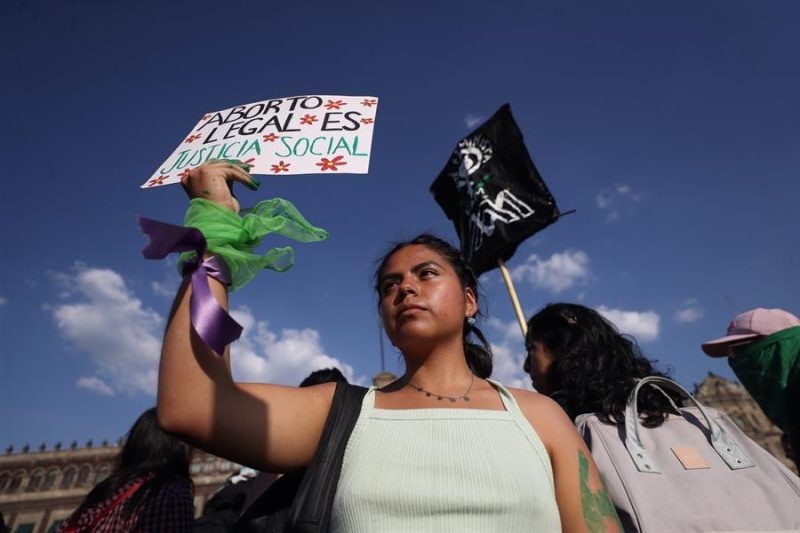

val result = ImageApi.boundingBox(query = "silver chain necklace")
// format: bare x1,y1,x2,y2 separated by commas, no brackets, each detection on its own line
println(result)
406,373,475,402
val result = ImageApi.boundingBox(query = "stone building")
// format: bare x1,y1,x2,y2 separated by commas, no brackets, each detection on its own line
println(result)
0,441,239,533
693,372,795,473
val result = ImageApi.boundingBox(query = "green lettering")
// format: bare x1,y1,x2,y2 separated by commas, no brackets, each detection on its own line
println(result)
221,142,242,159
351,135,368,156
294,138,310,156
310,136,326,155
239,139,261,157
160,150,189,173
275,137,293,157
204,144,223,162
332,136,351,155
188,147,209,167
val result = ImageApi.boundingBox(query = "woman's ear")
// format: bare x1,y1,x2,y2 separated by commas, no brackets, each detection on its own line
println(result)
464,287,478,318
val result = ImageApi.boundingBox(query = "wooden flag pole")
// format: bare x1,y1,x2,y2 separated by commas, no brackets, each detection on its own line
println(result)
497,259,527,337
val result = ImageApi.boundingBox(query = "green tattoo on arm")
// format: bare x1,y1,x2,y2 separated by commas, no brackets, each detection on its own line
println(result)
579,450,622,532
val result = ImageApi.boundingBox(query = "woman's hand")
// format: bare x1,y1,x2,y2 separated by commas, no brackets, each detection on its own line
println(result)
181,159,260,213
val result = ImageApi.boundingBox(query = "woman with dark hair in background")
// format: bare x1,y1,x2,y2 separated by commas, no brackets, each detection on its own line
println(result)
156,161,621,531
57,408,194,532
524,302,677,426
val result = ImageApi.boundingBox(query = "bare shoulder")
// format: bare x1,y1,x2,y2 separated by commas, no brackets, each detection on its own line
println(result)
507,387,581,451
507,387,567,417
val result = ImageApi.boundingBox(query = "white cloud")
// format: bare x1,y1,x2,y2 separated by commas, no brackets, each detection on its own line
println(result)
485,317,532,390
0,296,7,305
48,265,357,394
229,306,357,386
48,265,164,396
150,258,180,298
151,280,178,297
596,183,641,221
77,376,115,396
674,299,704,323
597,305,660,342
510,250,590,294
596,192,613,209
464,114,484,129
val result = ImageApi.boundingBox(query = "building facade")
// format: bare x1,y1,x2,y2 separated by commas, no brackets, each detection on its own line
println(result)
0,442,238,533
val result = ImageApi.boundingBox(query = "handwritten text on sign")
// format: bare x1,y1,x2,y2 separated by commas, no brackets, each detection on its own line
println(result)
142,95,379,188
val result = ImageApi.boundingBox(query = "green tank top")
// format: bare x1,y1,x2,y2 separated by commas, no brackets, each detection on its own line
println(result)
330,380,561,532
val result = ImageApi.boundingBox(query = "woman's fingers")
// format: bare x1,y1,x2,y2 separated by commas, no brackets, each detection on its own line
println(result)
182,159,260,213
213,159,261,191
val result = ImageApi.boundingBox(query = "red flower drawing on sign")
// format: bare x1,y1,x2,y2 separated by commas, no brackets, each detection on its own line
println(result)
242,158,255,166
146,175,169,187
360,98,377,107
360,118,374,125
271,161,290,173
262,133,279,142
185,134,202,143
177,169,191,180
300,114,318,125
201,113,212,121
316,155,347,172
324,99,346,110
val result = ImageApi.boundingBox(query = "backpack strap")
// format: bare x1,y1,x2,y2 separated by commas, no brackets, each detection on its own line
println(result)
624,376,753,473
288,381,368,532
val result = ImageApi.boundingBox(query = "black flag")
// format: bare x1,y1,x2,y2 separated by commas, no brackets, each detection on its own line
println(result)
430,104,560,276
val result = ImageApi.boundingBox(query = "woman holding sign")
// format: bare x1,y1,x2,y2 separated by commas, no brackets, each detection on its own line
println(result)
154,160,621,532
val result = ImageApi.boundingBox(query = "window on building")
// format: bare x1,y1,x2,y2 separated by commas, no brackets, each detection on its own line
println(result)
0,472,9,492
41,467,60,491
46,520,63,533
95,463,111,484
26,469,44,492
8,471,26,493
60,466,76,489
13,523,35,533
76,464,92,487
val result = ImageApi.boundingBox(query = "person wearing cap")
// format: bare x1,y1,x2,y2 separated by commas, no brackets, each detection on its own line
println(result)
702,308,800,466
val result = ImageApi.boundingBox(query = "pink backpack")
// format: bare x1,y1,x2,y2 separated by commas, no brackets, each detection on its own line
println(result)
575,376,800,532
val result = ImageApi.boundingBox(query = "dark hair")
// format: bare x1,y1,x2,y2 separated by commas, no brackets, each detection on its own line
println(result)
374,234,493,378
526,303,677,427
299,367,349,387
72,408,192,519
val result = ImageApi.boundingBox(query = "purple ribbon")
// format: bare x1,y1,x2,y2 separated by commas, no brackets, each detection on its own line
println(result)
138,217,243,356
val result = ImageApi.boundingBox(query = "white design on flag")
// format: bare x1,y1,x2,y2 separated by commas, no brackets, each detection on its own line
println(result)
449,135,535,255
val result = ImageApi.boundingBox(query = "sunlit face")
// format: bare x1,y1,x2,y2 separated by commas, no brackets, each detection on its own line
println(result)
523,339,555,394
378,245,476,351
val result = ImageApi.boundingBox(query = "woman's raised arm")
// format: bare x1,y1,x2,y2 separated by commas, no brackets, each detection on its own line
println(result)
156,160,335,473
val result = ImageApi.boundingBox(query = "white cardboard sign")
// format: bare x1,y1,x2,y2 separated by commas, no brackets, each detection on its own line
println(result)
142,94,379,188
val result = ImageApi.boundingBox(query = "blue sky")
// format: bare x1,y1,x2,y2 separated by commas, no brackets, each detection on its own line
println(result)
2,0,798,450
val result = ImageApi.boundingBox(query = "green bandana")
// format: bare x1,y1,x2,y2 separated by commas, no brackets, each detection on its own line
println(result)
730,326,800,457
179,198,329,291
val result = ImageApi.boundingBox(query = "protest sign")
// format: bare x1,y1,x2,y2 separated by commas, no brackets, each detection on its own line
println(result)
142,95,379,188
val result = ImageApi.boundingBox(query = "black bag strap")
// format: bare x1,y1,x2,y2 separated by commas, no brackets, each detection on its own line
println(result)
288,382,368,533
